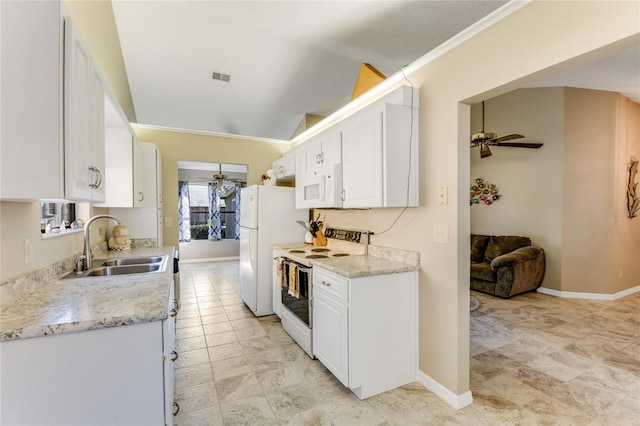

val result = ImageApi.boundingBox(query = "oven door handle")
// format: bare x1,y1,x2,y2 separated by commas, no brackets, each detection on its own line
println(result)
283,258,312,272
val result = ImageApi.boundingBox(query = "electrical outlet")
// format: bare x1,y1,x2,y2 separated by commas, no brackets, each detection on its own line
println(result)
432,224,449,244
98,227,105,237
24,239,34,264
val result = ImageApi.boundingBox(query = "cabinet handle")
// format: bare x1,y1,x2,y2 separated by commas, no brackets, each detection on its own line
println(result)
95,167,102,188
89,166,102,189
170,308,178,318
341,189,346,201
322,280,331,287
172,402,180,416
170,351,179,362
138,191,144,202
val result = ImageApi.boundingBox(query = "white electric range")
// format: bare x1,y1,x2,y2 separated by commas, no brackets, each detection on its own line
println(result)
276,228,369,358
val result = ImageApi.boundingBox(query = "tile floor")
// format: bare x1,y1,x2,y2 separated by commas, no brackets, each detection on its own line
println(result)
174,261,639,425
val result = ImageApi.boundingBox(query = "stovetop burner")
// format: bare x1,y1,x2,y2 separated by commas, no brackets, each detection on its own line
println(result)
289,249,306,253
311,248,330,252
332,253,350,257
306,254,329,259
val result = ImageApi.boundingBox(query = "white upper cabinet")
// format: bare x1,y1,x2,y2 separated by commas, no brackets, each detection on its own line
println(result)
272,149,296,182
341,96,419,208
63,16,106,202
292,85,418,209
0,1,108,202
298,129,342,177
97,96,144,208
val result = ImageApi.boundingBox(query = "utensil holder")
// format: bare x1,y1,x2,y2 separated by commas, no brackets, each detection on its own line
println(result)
313,231,327,246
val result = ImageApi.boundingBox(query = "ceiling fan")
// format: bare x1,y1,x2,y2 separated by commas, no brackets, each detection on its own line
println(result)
196,163,246,188
470,101,543,158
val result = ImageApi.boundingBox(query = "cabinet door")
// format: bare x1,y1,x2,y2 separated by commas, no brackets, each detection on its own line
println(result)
0,0,65,201
163,293,177,424
341,109,383,208
272,157,284,178
133,137,144,207
100,126,133,207
64,17,93,201
312,290,349,386
156,147,163,209
305,137,323,176
320,130,342,168
89,63,106,202
64,17,105,202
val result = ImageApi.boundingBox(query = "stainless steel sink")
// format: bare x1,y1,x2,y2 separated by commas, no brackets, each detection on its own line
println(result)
62,255,168,279
97,256,165,267
86,264,163,276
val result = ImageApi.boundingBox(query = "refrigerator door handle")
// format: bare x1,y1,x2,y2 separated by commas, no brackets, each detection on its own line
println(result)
250,230,256,265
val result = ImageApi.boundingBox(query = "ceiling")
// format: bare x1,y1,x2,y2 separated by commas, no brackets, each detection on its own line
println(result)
111,1,639,142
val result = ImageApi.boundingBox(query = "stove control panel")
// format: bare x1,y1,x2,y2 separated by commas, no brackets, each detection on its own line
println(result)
324,228,369,244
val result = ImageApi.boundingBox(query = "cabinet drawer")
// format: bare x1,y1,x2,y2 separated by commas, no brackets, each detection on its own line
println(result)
313,268,348,303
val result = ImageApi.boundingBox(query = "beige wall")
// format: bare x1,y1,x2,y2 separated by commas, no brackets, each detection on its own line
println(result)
613,96,640,292
563,89,640,294
1,0,638,402
471,88,565,290
131,126,289,250
563,89,618,293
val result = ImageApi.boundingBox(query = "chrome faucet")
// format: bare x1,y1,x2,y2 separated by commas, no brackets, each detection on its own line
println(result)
81,214,120,271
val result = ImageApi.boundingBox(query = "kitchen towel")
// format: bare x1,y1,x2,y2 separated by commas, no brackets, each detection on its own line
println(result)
288,263,300,298
277,257,287,289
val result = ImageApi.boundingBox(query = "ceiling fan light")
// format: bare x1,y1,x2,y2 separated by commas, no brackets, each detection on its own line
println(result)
472,132,497,142
480,143,492,158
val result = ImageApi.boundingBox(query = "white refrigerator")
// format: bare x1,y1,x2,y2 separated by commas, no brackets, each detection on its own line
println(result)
239,185,307,316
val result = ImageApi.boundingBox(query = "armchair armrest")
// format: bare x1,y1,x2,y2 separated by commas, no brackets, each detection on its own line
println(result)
490,246,544,270
490,246,546,298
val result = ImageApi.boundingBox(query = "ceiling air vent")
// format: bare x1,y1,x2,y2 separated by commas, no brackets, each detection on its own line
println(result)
212,71,231,82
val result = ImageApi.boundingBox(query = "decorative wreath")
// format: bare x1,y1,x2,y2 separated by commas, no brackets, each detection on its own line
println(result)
470,177,500,206
628,156,638,219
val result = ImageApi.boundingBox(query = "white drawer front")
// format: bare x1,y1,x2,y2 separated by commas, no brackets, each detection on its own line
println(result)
313,268,348,302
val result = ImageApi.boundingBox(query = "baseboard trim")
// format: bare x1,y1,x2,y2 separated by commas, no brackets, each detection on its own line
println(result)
416,370,473,409
180,256,239,264
537,285,640,301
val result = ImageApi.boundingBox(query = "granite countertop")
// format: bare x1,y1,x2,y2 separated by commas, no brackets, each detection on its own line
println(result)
273,243,420,279
0,247,175,343
309,255,419,278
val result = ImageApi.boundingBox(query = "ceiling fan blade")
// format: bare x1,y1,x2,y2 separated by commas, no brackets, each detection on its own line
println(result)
479,143,492,158
494,133,525,142
494,142,543,149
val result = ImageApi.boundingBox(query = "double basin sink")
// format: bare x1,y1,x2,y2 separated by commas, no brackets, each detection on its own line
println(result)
66,255,168,278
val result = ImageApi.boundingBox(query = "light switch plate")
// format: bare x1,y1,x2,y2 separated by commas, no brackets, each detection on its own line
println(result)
432,224,449,244
165,216,173,228
24,239,34,264
439,186,448,205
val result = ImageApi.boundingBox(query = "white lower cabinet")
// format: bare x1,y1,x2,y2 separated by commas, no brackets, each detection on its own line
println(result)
0,284,177,425
312,267,417,399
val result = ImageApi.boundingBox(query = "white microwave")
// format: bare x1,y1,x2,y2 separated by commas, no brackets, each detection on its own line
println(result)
295,164,343,209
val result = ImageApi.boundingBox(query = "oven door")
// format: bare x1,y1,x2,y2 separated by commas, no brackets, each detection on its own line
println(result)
281,259,312,328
